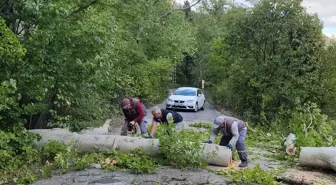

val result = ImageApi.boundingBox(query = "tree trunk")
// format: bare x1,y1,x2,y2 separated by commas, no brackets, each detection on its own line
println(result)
29,129,232,167
299,147,336,171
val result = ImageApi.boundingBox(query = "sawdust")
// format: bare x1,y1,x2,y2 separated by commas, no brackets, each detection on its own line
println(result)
207,160,242,172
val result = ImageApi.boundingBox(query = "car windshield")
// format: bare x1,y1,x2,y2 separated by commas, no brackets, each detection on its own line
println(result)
173,89,196,96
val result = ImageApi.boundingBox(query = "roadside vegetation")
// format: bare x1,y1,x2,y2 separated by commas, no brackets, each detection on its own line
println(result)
1,0,336,184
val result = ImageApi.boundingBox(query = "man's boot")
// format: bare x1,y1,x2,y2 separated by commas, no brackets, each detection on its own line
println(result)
238,160,248,168
237,150,248,168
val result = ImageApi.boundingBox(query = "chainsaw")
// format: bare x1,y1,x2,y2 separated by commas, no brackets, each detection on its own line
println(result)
128,121,141,135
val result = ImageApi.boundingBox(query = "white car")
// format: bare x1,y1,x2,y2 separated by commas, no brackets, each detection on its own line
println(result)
166,87,206,112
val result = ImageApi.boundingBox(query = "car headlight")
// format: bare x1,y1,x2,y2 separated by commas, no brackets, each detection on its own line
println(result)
186,100,194,104
167,98,173,102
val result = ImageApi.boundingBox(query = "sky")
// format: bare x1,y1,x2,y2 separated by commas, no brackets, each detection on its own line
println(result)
176,0,336,37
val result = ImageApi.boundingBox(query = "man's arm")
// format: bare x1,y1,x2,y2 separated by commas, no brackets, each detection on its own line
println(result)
133,101,145,123
209,128,219,142
149,120,158,136
228,121,240,146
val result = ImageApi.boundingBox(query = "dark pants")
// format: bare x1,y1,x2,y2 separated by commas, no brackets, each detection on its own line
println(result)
219,129,248,163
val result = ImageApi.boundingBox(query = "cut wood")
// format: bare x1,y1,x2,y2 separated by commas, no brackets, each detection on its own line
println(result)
286,144,297,155
284,133,297,155
299,147,336,171
29,129,232,167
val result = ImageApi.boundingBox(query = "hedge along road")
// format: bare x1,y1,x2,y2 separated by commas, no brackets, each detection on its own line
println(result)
30,100,230,185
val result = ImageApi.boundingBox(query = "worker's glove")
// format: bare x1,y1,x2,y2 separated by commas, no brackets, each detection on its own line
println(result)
227,144,233,150
144,135,153,139
203,140,212,144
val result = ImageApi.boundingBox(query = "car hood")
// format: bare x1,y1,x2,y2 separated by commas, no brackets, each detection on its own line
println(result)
168,95,196,101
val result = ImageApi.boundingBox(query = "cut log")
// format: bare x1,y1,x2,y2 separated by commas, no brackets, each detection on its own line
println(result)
285,144,297,155
29,129,232,167
284,133,297,155
299,147,336,171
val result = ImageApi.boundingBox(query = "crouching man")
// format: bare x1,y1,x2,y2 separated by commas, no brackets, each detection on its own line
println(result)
204,115,248,168
144,107,183,139
120,97,147,136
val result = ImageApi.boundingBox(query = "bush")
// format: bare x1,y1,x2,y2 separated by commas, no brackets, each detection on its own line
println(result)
288,102,336,149
0,126,41,172
154,118,207,169
217,164,282,185
39,140,67,162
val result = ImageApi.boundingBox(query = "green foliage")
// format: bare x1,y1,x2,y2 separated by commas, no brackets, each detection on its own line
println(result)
133,59,174,103
0,126,41,172
189,122,212,129
0,17,26,79
104,147,156,174
216,164,282,185
39,140,67,162
320,42,336,119
202,0,330,124
241,103,335,166
53,141,95,174
154,118,207,169
288,102,336,148
0,0,196,132
0,79,22,130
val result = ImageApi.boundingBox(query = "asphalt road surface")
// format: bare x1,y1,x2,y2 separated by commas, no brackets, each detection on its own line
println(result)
146,99,221,124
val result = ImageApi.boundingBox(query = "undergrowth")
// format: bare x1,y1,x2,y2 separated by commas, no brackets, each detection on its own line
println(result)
216,164,283,185
153,118,208,169
0,119,212,184
1,102,335,184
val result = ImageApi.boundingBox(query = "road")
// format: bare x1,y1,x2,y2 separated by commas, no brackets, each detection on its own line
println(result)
147,100,221,124
30,100,228,185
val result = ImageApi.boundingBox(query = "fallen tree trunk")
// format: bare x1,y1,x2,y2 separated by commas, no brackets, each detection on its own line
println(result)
299,147,336,171
30,129,232,167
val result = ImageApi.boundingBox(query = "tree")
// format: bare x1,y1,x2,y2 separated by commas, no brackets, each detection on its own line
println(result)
0,0,197,131
204,0,327,123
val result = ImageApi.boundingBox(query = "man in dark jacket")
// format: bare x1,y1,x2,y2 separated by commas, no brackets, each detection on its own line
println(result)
120,97,147,136
204,115,248,168
144,106,183,138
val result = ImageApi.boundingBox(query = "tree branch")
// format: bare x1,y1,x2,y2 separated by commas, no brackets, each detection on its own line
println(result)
160,0,202,19
66,0,100,18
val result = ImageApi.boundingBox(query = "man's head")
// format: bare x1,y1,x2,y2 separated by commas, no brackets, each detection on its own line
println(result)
151,107,162,119
121,98,132,110
213,116,226,129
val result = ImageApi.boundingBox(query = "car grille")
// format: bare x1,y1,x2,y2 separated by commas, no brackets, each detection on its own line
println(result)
173,100,185,103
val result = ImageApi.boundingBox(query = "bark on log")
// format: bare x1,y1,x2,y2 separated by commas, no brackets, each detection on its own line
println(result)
29,129,232,167
299,147,336,171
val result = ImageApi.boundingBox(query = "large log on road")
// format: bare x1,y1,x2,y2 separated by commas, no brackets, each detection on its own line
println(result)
299,147,336,171
30,129,232,167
